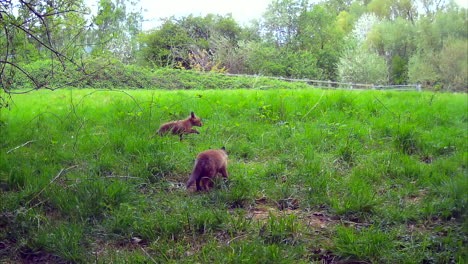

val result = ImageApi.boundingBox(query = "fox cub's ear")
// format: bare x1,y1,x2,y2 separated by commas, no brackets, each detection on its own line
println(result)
190,112,195,118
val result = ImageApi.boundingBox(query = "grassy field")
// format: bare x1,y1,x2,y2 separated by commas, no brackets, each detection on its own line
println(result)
0,88,466,263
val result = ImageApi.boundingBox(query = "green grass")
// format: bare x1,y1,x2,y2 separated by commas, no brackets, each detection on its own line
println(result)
0,88,466,263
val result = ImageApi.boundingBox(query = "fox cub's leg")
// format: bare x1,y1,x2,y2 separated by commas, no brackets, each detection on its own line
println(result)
195,177,203,191
189,129,200,134
201,177,214,191
220,167,229,178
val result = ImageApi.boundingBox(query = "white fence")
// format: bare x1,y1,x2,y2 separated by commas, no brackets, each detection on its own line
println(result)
224,73,422,92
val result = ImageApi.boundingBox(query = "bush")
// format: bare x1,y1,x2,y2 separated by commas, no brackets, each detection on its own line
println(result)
8,58,155,90
337,43,388,84
8,60,316,90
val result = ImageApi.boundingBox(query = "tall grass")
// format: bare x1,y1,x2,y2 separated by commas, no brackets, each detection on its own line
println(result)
0,88,466,262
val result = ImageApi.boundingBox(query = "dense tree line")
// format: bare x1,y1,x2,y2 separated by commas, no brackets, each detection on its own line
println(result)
1,0,467,92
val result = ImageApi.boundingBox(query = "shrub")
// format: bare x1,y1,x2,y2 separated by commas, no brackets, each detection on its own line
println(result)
337,44,388,84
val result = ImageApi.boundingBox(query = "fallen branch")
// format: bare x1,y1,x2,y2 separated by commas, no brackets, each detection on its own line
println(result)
104,175,142,180
6,140,36,154
140,246,158,263
227,234,248,244
301,90,326,121
61,175,143,182
26,165,78,207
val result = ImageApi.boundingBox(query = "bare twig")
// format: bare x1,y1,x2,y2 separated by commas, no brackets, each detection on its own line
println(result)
301,90,326,121
140,246,158,264
6,140,36,154
372,95,398,119
0,60,42,91
227,234,248,244
26,165,78,206
61,176,143,182
105,176,143,180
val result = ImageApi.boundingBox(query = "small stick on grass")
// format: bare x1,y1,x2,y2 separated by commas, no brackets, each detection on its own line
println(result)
301,90,326,121
26,165,78,207
6,140,35,154
61,175,143,182
104,175,142,180
227,234,248,244
140,246,159,263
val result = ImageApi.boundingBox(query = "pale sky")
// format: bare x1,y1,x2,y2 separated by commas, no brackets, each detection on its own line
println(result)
85,0,468,31
138,0,273,30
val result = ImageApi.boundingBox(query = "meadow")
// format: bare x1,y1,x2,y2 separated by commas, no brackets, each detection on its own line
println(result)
0,87,466,263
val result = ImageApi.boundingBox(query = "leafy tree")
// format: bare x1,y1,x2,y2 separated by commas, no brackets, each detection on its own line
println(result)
90,0,143,63
325,0,368,13
408,38,467,91
351,13,379,43
139,14,244,71
437,38,467,90
336,2,367,34
367,17,416,83
391,55,408,84
295,4,345,79
367,0,418,21
337,39,388,84
178,14,243,71
255,1,346,79
139,19,191,68
421,0,450,17
407,52,439,87
243,42,288,76
1,0,90,104
337,13,387,84
262,0,308,47
408,6,467,90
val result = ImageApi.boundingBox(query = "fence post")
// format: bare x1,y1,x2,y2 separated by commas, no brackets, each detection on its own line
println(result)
328,80,332,88
417,84,422,92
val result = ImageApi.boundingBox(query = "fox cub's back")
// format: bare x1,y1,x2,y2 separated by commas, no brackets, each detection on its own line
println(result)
187,147,229,191
157,112,203,138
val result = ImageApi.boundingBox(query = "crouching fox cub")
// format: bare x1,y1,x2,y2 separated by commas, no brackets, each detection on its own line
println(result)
157,112,203,140
187,147,229,191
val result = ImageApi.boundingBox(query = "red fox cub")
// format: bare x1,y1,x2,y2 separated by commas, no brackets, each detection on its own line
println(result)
157,112,203,140
187,147,229,191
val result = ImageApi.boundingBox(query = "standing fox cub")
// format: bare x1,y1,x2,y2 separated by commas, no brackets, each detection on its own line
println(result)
157,112,203,140
187,147,229,191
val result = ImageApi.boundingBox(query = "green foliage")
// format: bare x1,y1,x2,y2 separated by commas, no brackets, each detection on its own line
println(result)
47,180,134,221
3,64,309,90
407,8,467,90
258,1,345,79
407,52,440,87
139,14,243,70
139,20,192,68
391,55,408,84
337,43,388,84
90,0,143,63
7,58,155,90
408,37,468,91
33,223,86,263
331,174,378,217
3,0,467,94
262,0,305,46
333,225,395,263
296,4,345,78
394,124,420,155
260,213,301,245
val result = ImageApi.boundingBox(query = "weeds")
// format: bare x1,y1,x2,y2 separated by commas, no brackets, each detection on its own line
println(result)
333,225,395,263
